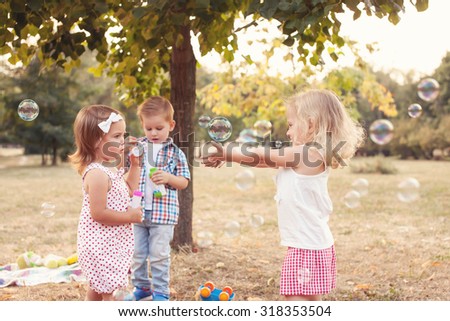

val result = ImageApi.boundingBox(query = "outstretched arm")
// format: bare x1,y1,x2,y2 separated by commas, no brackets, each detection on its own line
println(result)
202,141,324,173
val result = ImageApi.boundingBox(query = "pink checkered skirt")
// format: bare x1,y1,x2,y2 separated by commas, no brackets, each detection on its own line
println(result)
280,245,336,296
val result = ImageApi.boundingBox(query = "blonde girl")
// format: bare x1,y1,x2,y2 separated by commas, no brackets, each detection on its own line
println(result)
69,105,143,301
204,89,365,301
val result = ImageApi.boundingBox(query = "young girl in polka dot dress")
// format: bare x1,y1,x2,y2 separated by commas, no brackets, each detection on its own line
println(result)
204,89,365,301
69,105,143,301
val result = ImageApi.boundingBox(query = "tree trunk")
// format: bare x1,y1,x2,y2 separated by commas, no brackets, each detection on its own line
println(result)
52,141,57,166
170,25,196,250
41,147,47,166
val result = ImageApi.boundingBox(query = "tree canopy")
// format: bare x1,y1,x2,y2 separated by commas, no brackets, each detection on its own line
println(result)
1,0,428,104
0,0,429,247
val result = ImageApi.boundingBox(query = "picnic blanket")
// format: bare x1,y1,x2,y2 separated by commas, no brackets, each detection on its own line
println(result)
0,263,85,287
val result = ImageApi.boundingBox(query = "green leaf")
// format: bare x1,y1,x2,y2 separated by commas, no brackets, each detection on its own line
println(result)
94,1,109,14
309,53,319,66
17,43,29,61
352,9,361,20
278,2,291,11
75,44,85,56
0,45,12,55
283,37,294,46
8,53,20,65
132,7,148,19
88,64,104,77
28,24,39,36
223,49,234,62
242,54,254,65
344,0,360,12
141,25,153,41
415,0,428,12
283,52,293,61
329,52,338,61
171,12,186,26
388,11,400,25
10,0,26,12
27,0,44,11
260,0,278,19
123,75,137,87
195,0,210,9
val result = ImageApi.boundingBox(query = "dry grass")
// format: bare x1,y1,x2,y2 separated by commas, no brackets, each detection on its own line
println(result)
0,153,449,301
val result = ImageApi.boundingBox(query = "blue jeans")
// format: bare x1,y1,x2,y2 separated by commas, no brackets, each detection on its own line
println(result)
131,210,174,296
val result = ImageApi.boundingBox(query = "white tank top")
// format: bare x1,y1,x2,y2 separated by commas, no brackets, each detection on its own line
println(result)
274,164,334,250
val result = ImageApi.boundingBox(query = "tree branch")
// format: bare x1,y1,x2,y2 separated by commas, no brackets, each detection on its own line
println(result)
234,20,259,33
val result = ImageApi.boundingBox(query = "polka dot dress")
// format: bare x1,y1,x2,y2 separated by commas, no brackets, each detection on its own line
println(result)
77,163,134,294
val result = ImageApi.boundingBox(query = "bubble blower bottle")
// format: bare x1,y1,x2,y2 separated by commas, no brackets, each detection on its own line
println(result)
130,190,143,208
149,167,167,198
130,190,143,220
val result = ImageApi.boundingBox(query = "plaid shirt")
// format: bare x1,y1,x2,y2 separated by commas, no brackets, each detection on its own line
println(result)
136,137,190,224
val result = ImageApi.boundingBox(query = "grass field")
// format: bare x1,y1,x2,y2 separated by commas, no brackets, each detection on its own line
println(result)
0,153,448,301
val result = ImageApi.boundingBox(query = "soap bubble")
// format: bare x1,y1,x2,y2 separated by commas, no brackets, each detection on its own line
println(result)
432,149,443,159
40,202,56,217
130,146,142,157
207,117,232,142
407,103,422,118
198,115,211,128
18,99,39,121
297,268,311,284
274,141,283,149
196,231,214,248
249,214,264,228
237,129,258,143
254,120,272,138
234,169,256,191
417,78,439,102
113,288,134,301
351,178,369,197
224,220,240,238
369,119,394,145
397,178,420,203
344,191,361,209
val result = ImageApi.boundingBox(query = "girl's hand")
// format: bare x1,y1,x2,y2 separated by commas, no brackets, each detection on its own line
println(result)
150,170,170,185
201,141,225,167
127,206,143,223
126,136,142,167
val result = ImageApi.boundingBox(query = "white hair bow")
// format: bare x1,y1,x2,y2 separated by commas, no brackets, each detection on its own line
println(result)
98,112,123,133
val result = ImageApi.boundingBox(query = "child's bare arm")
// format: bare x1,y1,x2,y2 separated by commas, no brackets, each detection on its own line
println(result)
85,169,142,225
125,160,140,196
203,141,323,173
124,136,141,196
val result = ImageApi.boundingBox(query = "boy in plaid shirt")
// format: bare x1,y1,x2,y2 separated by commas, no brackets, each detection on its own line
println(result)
127,96,190,301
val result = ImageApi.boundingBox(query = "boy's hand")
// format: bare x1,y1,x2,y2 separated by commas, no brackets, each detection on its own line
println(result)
150,170,171,185
201,141,225,168
127,206,143,223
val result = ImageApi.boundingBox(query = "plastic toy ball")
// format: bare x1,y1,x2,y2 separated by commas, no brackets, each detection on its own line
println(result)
222,286,233,295
204,281,215,291
199,282,235,301
218,291,229,301
200,286,212,298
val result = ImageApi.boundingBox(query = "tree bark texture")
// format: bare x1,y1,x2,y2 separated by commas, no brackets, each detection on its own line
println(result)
170,25,196,249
